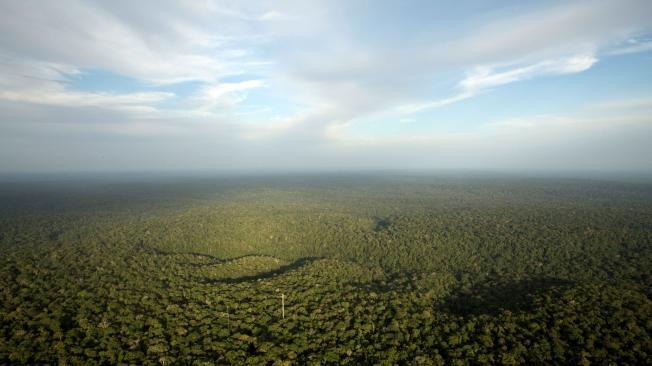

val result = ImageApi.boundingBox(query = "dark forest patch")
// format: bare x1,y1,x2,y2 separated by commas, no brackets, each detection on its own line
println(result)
443,277,574,316
372,216,391,232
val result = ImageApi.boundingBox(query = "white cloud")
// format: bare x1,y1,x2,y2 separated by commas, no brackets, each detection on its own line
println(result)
185,80,265,116
0,0,266,84
0,1,281,127
461,55,597,92
442,0,651,65
399,93,473,114
266,0,650,129
402,54,598,113
0,89,173,112
0,58,174,114
0,0,651,172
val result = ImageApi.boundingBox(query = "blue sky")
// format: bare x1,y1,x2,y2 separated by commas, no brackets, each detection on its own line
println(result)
0,0,651,172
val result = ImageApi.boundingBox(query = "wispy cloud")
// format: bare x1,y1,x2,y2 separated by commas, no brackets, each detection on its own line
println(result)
0,0,268,84
402,54,598,113
0,0,651,172
0,59,174,114
0,89,173,113
607,38,652,55
185,80,265,116
462,55,597,91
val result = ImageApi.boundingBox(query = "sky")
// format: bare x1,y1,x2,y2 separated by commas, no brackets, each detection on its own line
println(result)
0,0,651,173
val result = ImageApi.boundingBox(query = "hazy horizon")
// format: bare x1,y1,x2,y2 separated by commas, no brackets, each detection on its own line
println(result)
2,168,652,186
1,1,651,173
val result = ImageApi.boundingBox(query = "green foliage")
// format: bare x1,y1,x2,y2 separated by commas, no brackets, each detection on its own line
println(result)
0,174,651,364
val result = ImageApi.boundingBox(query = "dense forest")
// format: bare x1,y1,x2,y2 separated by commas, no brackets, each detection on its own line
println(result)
0,173,651,365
